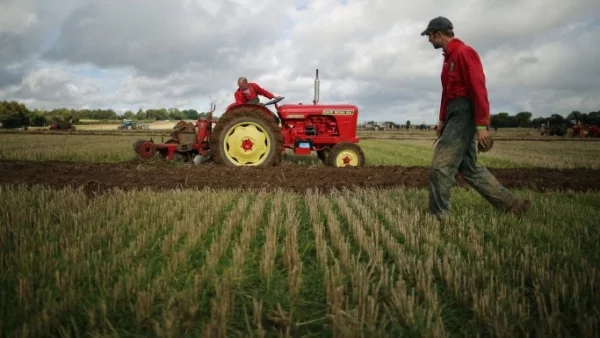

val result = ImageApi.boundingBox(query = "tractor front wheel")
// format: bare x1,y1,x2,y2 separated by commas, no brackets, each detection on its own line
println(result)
326,142,365,167
209,107,283,167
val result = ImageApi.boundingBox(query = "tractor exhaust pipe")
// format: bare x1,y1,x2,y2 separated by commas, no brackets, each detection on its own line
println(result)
313,68,319,105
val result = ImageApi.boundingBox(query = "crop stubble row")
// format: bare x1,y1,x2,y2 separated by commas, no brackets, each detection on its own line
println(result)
1,185,598,337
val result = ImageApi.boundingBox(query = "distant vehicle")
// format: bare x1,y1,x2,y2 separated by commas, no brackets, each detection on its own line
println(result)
570,124,600,138
363,123,384,131
49,122,76,131
540,123,567,136
118,119,149,130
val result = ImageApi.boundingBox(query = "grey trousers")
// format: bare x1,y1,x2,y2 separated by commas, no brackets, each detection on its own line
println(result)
428,98,520,217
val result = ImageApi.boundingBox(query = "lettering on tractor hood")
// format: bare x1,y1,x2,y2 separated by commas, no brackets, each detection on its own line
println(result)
323,110,355,115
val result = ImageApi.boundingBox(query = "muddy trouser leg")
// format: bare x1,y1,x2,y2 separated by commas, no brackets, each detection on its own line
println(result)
428,98,473,217
458,133,520,211
428,98,520,218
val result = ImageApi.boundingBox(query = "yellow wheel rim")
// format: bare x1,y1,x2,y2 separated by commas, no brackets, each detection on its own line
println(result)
223,122,271,166
335,149,359,166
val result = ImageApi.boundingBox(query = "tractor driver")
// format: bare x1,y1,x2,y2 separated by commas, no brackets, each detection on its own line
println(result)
234,77,282,105
234,77,283,123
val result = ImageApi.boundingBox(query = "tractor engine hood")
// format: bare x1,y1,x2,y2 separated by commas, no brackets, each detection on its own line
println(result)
278,103,359,120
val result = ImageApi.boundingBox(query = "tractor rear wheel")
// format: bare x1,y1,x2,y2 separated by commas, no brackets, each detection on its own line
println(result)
326,142,365,167
209,107,283,167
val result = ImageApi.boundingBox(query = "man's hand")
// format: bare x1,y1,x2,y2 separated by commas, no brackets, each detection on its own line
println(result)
477,128,490,149
436,121,445,137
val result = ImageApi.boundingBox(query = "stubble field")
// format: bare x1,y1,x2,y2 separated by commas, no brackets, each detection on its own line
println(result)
1,128,599,337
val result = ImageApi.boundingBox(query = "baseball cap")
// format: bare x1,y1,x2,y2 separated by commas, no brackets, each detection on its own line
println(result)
420,16,454,36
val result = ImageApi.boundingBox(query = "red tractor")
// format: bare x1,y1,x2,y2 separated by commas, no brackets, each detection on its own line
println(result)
570,124,600,138
133,69,365,167
49,122,76,131
570,124,586,138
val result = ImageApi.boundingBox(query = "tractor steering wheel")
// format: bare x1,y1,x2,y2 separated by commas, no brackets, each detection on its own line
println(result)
262,96,285,106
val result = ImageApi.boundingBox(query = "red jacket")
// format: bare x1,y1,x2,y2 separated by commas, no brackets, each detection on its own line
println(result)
439,38,490,126
234,82,275,104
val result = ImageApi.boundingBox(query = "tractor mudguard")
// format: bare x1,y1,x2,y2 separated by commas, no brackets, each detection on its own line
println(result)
224,103,279,122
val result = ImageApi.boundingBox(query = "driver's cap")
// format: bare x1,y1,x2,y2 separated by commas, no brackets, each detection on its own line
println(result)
420,16,453,36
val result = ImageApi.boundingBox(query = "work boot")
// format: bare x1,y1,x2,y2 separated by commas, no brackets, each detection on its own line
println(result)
506,199,530,217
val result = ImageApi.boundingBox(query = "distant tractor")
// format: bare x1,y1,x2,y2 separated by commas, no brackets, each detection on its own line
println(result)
541,123,567,136
570,124,600,138
363,123,384,131
570,124,586,138
49,122,76,131
119,119,148,130
133,69,365,167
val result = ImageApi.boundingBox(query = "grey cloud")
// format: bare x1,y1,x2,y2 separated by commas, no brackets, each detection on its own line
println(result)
0,0,83,64
0,64,25,88
0,0,40,66
0,0,83,90
273,0,600,121
0,31,29,66
43,0,296,77
0,0,598,123
1,67,105,109
517,57,539,67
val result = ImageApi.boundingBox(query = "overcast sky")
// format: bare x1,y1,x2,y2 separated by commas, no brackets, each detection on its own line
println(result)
1,0,598,123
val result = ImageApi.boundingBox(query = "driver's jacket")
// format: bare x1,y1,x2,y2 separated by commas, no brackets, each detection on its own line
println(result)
234,82,275,104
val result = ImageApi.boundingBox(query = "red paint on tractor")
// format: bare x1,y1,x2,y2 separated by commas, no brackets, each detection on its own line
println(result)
138,142,157,159
277,103,360,152
242,139,253,151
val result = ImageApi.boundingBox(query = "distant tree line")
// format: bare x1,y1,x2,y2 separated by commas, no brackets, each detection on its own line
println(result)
0,100,212,129
1,100,598,129
491,111,600,129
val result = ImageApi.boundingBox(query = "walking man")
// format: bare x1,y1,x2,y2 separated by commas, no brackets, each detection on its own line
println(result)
421,16,530,219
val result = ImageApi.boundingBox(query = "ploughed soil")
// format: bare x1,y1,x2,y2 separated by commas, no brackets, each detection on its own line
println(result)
1,159,600,195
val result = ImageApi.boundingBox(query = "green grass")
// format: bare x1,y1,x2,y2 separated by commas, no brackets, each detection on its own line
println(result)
1,134,599,168
0,134,152,163
357,139,600,168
